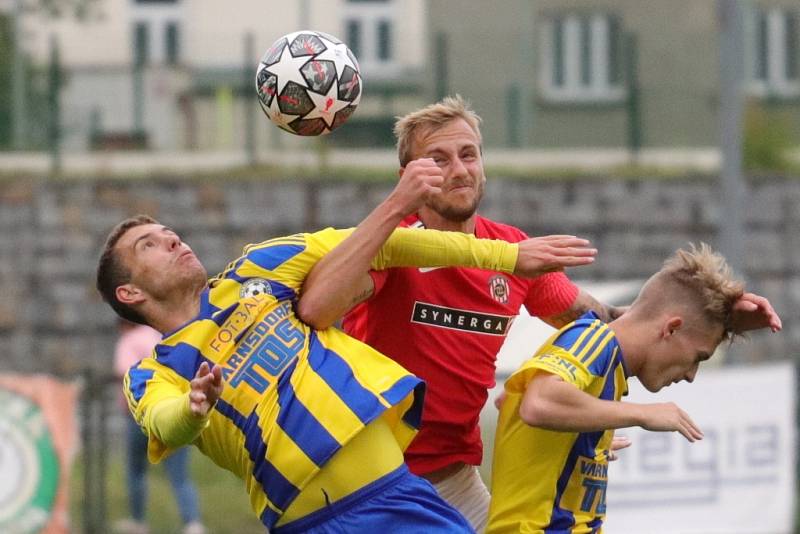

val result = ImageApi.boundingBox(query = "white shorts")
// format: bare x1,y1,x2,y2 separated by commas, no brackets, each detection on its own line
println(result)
431,464,490,533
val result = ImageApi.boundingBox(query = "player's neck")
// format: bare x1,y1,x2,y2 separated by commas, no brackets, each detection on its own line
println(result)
607,315,645,377
145,289,203,335
417,210,477,234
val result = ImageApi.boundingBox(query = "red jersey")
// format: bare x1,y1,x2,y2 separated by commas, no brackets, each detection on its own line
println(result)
342,214,579,475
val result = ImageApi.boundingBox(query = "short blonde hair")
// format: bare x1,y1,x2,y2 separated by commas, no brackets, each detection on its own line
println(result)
635,243,745,340
394,94,482,166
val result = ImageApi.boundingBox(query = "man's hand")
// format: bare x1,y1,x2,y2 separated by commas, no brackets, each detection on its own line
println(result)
388,158,444,217
494,391,507,410
731,292,782,334
608,435,632,461
640,402,703,442
514,235,597,278
189,362,223,418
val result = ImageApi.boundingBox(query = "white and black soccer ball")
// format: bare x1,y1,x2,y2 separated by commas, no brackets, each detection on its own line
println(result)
256,30,362,136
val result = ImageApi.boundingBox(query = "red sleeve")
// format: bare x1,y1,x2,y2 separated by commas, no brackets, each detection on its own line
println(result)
523,271,580,318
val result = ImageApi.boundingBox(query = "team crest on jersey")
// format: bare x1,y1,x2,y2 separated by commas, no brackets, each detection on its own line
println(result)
489,275,510,304
240,278,272,299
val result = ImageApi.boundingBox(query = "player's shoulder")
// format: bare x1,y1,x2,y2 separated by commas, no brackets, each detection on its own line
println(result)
242,232,309,255
233,232,315,272
552,311,608,349
474,215,528,241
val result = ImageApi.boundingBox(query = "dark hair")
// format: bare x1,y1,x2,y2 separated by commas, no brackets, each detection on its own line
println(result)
96,214,158,325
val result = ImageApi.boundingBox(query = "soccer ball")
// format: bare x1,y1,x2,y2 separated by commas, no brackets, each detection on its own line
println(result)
255,30,362,136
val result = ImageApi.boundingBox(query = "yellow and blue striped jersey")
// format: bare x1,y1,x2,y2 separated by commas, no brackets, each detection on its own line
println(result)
123,228,425,529
487,311,628,534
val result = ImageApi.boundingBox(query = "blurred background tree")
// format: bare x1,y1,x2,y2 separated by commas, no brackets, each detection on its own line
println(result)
743,100,795,172
0,15,12,148
25,0,103,20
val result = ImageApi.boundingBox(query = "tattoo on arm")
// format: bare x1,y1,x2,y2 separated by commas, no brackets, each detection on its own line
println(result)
543,308,581,329
572,292,625,323
350,286,374,307
542,291,626,328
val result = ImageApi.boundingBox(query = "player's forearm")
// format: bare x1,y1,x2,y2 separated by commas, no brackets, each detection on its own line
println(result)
520,375,643,432
145,394,210,448
298,188,519,329
541,289,628,328
297,196,410,329
299,228,518,330
371,227,518,272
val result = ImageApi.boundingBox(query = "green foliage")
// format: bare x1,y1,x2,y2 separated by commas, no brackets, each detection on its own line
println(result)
0,15,12,148
23,0,104,21
0,10,59,151
743,101,794,172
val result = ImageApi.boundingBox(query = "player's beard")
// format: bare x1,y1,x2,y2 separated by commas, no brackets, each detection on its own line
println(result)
184,265,209,294
428,178,485,222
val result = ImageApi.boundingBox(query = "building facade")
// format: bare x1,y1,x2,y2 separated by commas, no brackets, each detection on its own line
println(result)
13,0,428,151
432,0,799,149
7,0,799,151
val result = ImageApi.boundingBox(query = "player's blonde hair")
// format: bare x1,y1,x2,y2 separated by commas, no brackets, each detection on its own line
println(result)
633,243,745,340
394,94,482,167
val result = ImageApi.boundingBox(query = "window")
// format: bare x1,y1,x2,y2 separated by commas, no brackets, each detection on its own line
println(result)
346,19,362,59
133,22,149,66
749,7,799,97
132,0,183,66
343,0,397,75
377,20,392,61
540,13,625,102
165,22,179,65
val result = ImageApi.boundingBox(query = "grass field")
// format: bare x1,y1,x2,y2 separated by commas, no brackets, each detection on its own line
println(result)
69,447,263,533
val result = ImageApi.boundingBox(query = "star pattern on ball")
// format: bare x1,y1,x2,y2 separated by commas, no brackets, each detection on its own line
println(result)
265,44,312,94
267,95,300,130
314,37,358,79
256,31,361,136
304,81,352,129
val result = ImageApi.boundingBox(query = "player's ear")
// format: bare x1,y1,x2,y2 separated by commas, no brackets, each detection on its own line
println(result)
398,167,405,178
116,283,146,306
661,316,683,338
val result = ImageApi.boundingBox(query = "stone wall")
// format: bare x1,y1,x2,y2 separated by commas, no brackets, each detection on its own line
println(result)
1,174,797,375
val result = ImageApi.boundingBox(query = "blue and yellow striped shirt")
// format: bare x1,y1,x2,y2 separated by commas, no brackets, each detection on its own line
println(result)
488,311,629,534
124,228,426,529
123,226,518,529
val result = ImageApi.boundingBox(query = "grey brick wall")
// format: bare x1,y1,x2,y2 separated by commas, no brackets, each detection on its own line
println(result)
1,174,796,375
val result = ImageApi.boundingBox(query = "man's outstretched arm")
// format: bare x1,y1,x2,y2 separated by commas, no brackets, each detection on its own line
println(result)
520,372,703,442
539,289,627,328
298,162,596,330
145,362,223,449
297,158,444,329
541,289,782,332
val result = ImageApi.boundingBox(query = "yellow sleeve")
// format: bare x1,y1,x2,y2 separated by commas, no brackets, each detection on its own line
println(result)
371,227,519,273
232,228,353,292
505,345,594,395
123,359,209,463
234,226,517,291
143,395,210,463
